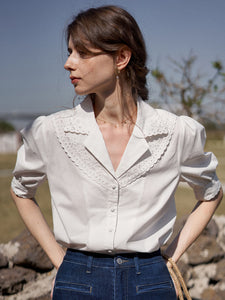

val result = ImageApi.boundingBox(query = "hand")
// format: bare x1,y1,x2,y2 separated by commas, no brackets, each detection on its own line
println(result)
51,277,56,299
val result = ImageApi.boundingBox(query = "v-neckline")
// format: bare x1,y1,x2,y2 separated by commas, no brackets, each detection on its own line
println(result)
98,122,136,173
93,101,140,175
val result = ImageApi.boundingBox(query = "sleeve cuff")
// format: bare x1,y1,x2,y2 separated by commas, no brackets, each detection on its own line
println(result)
11,176,37,199
193,176,222,201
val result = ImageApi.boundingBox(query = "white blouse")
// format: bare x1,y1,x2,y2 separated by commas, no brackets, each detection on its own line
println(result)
11,96,221,254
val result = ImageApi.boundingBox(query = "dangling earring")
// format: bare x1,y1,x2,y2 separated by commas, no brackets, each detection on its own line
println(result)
116,68,120,80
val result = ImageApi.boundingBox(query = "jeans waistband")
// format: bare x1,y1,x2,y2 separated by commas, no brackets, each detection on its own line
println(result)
65,248,162,274
67,248,161,259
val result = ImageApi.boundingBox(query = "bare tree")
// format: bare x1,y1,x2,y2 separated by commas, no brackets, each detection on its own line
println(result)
151,54,225,125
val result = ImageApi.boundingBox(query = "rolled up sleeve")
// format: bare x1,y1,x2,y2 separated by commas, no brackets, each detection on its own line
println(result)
179,116,221,201
11,117,47,199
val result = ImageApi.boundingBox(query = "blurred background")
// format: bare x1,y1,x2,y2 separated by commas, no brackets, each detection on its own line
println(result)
0,0,225,243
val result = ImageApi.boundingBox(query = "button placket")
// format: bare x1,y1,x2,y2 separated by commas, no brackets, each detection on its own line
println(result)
105,181,120,250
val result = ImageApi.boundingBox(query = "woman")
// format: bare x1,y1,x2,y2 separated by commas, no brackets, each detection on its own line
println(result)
11,5,223,299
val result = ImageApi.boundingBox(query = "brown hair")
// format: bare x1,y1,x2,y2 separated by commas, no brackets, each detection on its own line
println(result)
66,5,149,102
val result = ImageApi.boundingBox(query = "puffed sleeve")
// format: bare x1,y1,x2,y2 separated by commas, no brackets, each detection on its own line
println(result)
11,116,47,199
178,116,221,201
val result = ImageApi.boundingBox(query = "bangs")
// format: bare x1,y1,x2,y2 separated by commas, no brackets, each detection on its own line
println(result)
66,15,119,56
67,23,105,56
71,37,95,56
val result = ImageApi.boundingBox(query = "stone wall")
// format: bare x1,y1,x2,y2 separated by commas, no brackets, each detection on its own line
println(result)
164,215,225,299
0,216,225,300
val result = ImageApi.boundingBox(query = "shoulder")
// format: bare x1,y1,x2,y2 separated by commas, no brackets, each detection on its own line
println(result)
176,115,206,142
156,108,178,124
20,108,76,144
140,101,206,148
145,101,205,140
49,108,76,120
139,100,178,125
141,100,203,130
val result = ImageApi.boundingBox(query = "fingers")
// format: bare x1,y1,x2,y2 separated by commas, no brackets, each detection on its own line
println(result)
51,277,56,299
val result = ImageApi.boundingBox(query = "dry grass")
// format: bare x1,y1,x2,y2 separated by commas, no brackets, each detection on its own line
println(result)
0,139,224,243
0,175,52,243
175,185,225,218
0,153,17,170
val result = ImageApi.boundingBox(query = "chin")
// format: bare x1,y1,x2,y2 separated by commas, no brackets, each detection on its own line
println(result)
74,88,87,96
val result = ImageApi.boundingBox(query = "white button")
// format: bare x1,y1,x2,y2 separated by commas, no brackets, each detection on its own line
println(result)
112,185,116,190
111,208,115,212
109,228,113,232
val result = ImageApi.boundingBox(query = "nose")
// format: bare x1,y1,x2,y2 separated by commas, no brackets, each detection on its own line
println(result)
64,55,77,71
64,56,72,71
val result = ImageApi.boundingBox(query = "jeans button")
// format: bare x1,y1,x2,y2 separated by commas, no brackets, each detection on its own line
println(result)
116,258,123,264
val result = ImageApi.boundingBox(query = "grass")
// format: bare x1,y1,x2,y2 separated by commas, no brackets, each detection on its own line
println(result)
0,175,52,243
0,153,17,170
0,139,224,243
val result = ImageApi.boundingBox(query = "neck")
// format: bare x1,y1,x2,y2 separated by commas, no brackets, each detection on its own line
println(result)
93,87,137,125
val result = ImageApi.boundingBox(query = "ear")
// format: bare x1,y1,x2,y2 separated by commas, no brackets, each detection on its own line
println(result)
116,46,132,72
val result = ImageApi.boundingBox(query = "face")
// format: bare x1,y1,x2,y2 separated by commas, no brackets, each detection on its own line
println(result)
64,36,117,97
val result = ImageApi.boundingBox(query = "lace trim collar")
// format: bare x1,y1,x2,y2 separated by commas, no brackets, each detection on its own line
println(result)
52,96,177,189
60,97,169,138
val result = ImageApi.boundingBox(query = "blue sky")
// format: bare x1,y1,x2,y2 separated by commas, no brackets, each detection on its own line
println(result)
1,0,225,118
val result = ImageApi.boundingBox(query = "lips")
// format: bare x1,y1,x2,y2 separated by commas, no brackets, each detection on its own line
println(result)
70,76,81,85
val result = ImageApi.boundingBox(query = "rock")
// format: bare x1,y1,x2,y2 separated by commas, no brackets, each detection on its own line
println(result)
201,287,225,300
214,215,225,252
212,258,225,281
217,290,225,298
0,241,20,264
188,263,217,299
177,260,190,283
188,276,209,299
0,252,8,268
187,235,224,265
31,293,51,300
4,269,56,300
12,230,53,272
202,218,219,238
215,279,225,292
0,266,36,295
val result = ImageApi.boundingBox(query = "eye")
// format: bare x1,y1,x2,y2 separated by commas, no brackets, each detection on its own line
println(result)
67,48,72,57
78,50,90,58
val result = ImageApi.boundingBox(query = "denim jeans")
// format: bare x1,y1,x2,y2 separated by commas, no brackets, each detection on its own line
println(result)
53,249,177,299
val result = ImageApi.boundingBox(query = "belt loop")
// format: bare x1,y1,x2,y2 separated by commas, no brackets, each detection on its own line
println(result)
86,255,93,273
134,256,141,275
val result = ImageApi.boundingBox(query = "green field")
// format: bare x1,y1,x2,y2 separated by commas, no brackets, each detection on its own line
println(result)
0,139,224,243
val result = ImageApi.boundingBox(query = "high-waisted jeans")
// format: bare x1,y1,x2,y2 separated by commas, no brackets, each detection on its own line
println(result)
52,249,177,299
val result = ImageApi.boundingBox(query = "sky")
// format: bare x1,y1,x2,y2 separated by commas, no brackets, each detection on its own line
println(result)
0,0,225,125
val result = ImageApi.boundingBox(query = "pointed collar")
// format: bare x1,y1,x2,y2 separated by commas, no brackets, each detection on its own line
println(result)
63,96,169,139
63,96,95,135
132,99,169,139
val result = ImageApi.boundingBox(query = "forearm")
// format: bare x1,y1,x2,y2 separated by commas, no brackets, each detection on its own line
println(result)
11,189,65,269
165,187,223,263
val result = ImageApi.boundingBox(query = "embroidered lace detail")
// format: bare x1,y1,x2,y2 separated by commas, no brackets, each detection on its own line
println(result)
52,109,113,190
52,101,177,190
119,111,177,188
